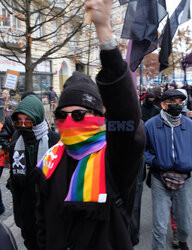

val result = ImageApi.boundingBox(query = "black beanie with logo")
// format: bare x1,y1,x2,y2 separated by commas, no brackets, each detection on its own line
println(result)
56,71,104,116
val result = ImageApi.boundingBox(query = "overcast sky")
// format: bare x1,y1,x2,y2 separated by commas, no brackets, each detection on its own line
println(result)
166,0,182,15
166,0,192,28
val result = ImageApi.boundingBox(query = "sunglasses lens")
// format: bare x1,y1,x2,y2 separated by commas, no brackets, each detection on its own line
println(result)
55,110,92,122
25,121,33,127
72,110,86,122
55,111,67,120
14,120,33,127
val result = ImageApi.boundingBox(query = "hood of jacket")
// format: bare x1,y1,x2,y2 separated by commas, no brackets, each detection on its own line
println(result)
12,95,44,125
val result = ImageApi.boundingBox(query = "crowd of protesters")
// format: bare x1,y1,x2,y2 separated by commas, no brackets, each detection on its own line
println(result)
0,0,192,250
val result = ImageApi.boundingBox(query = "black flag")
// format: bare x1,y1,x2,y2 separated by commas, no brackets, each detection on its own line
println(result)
159,0,191,71
159,18,172,71
119,0,129,5
120,0,167,72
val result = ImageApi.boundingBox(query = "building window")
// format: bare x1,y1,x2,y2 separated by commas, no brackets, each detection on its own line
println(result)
34,13,44,38
0,4,19,28
2,8,10,26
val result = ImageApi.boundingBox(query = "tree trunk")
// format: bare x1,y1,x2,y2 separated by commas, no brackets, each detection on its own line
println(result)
25,68,33,91
25,0,33,91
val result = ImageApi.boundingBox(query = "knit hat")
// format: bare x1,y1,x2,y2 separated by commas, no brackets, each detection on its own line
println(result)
56,71,103,115
146,92,155,99
161,89,186,102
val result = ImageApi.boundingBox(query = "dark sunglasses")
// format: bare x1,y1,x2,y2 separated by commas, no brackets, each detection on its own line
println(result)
13,119,34,128
54,109,93,122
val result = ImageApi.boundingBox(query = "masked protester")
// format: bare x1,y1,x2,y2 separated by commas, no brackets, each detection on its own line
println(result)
132,92,160,245
141,92,160,123
32,1,145,249
144,89,192,250
8,95,60,250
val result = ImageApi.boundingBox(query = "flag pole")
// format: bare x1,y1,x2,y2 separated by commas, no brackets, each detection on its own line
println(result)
139,62,143,104
171,53,175,82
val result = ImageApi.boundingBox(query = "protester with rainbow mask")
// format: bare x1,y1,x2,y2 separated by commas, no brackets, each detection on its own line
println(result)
33,0,145,249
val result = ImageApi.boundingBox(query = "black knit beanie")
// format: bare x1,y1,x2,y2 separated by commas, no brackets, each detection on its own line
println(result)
56,71,103,115
146,92,155,99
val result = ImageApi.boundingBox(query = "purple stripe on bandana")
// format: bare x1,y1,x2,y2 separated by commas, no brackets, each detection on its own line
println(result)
66,141,106,160
65,160,82,201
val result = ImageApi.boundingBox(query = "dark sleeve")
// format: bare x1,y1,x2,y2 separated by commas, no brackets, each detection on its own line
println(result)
32,168,47,250
54,91,58,99
0,116,15,152
48,131,60,147
96,48,145,206
36,184,46,250
47,91,50,100
144,124,156,166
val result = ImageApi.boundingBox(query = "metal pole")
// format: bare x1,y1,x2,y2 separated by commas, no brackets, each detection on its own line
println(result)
184,66,187,85
140,63,143,104
171,53,175,82
41,80,43,100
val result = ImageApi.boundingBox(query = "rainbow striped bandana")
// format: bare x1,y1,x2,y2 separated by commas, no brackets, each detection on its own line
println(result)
37,116,107,203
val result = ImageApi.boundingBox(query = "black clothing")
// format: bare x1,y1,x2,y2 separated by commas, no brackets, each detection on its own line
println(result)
161,89,186,102
9,94,60,250
7,130,60,250
17,127,36,144
141,99,160,123
34,48,145,250
0,116,15,152
47,90,58,102
56,71,103,116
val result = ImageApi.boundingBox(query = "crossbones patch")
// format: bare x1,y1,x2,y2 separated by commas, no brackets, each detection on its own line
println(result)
12,150,27,176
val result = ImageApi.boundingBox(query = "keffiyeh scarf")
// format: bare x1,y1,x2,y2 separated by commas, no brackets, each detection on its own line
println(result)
160,109,181,127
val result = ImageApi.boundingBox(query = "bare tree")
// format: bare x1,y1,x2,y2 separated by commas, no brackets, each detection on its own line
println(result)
0,0,86,90
142,53,160,81
162,26,192,76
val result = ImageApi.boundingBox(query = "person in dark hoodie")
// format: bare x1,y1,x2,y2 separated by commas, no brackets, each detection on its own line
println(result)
141,92,160,123
0,92,37,157
7,94,60,250
33,1,145,250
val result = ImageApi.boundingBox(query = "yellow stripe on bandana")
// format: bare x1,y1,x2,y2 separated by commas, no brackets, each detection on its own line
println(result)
61,129,101,145
83,153,95,201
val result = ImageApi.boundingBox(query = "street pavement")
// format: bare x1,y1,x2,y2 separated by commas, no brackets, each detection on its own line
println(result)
135,179,192,250
0,167,192,250
0,167,26,250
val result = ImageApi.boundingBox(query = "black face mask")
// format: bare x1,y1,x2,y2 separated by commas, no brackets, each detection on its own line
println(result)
146,99,154,107
17,127,36,144
166,104,183,116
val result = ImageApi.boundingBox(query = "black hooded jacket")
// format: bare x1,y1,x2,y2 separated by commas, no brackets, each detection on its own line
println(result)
141,98,160,123
7,95,60,250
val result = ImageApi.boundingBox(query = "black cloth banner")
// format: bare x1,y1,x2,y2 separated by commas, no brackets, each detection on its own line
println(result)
159,0,191,71
120,0,167,72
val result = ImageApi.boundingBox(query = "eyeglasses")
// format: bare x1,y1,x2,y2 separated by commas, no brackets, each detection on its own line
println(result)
54,109,93,122
13,119,34,128
165,101,184,105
